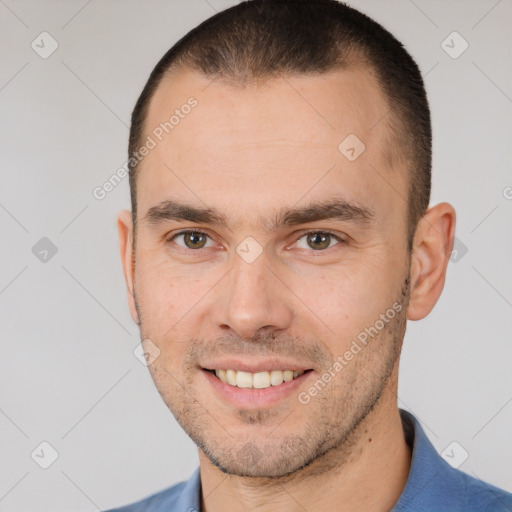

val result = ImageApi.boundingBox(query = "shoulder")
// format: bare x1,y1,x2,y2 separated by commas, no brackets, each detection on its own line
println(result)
455,469,512,511
394,410,512,511
103,468,201,512
103,481,187,512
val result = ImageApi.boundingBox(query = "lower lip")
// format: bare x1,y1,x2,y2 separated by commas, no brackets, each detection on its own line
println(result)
202,369,312,408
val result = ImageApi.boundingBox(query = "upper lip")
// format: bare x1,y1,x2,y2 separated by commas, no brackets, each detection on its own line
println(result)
201,358,314,373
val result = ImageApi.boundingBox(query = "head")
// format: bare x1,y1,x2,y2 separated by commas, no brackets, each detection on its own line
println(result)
118,0,455,479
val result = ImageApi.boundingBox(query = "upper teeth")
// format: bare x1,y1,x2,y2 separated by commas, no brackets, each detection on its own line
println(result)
214,369,305,389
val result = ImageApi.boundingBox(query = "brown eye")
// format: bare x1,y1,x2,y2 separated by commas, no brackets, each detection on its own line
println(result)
307,232,331,250
184,232,207,249
295,231,342,251
172,231,213,250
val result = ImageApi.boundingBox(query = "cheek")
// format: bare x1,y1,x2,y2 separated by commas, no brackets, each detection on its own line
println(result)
135,247,191,304
291,254,400,347
133,250,221,342
146,358,195,422
133,252,183,341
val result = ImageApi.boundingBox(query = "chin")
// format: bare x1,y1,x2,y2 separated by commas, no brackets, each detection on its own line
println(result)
200,436,329,479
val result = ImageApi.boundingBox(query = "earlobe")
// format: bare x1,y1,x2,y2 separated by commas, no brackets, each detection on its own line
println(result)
406,202,456,321
117,209,140,325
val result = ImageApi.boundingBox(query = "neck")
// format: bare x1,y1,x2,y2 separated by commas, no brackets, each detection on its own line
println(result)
199,379,411,512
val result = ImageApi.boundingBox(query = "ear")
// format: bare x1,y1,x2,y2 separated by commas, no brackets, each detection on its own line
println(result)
117,209,140,325
407,202,456,321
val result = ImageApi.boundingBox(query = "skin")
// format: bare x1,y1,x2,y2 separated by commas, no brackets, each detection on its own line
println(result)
118,66,456,512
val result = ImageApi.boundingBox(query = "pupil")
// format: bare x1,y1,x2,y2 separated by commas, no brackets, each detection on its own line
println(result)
308,233,329,250
186,232,205,248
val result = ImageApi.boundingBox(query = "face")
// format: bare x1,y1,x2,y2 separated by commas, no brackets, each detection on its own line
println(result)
125,66,413,478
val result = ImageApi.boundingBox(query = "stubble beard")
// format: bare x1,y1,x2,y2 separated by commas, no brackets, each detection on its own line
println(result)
134,273,411,481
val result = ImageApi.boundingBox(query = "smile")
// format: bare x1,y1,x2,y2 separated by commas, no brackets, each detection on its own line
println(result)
209,369,307,389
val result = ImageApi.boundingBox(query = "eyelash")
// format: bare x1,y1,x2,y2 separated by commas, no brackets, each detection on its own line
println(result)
166,229,346,253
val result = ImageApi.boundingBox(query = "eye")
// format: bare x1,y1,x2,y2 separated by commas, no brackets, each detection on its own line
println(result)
169,230,216,250
294,231,344,251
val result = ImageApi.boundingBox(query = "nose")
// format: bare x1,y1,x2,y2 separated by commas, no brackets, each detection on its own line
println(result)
212,249,293,340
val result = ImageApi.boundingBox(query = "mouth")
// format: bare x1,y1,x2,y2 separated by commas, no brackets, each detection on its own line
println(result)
204,368,312,389
199,358,316,408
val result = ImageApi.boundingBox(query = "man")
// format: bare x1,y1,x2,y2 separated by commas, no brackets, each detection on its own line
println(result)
108,0,512,510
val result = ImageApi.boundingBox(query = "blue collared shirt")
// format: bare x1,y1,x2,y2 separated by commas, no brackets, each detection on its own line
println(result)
105,409,512,511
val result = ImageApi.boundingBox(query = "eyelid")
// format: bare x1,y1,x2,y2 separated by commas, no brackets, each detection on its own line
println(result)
290,229,346,250
166,229,218,249
166,228,346,252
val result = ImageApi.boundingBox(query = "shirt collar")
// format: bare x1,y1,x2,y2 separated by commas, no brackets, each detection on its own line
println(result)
173,465,201,512
392,408,462,510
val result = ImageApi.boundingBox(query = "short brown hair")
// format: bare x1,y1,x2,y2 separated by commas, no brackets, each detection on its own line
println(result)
128,0,431,250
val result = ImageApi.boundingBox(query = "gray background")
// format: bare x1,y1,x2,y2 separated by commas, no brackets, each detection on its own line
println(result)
0,0,511,510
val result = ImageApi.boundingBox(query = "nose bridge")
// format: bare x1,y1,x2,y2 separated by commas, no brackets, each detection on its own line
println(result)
215,247,292,338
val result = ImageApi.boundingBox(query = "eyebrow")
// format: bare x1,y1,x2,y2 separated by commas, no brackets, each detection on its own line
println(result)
143,197,375,232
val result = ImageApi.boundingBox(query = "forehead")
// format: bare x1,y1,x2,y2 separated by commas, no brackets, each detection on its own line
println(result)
137,66,406,229
147,65,389,151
